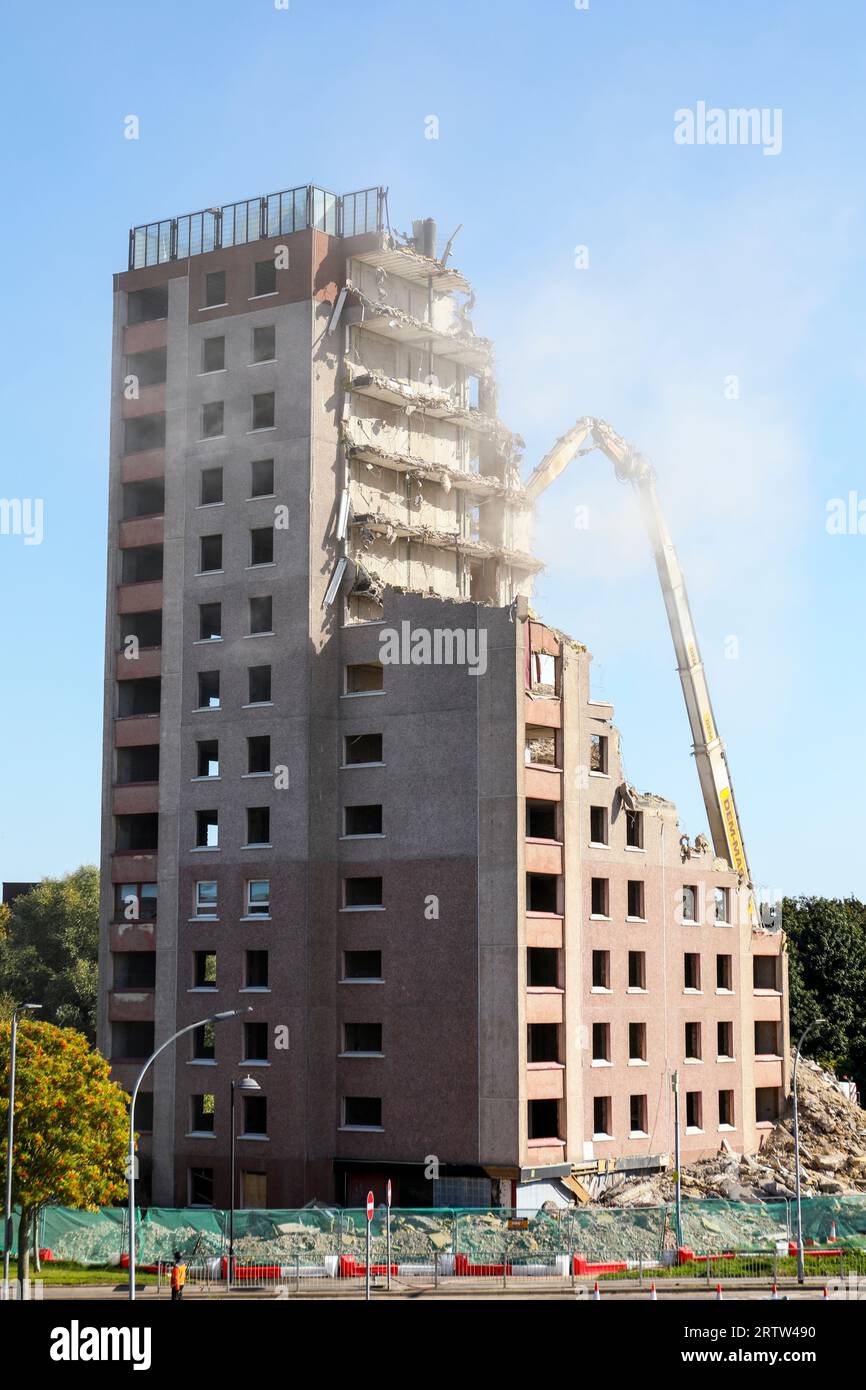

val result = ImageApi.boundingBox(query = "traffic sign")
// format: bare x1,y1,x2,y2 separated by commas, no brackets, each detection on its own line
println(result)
386,1179,392,1209
366,1190,374,1222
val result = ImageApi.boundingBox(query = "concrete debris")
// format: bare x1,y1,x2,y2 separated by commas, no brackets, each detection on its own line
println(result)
345,280,493,362
589,1056,866,1211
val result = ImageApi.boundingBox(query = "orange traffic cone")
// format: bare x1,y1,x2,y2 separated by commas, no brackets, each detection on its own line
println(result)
592,1281,601,1300
829,1220,837,1244
649,1282,658,1300
715,1282,723,1300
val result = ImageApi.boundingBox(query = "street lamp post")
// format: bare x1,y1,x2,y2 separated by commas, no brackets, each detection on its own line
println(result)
228,1074,261,1290
127,1008,249,1301
2,1003,41,1301
671,1069,682,1247
794,1018,826,1284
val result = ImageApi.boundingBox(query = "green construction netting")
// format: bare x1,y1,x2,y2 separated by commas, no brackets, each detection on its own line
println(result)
7,1196,865,1267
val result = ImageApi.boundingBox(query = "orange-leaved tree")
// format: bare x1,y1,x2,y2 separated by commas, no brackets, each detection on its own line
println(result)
0,1018,128,1289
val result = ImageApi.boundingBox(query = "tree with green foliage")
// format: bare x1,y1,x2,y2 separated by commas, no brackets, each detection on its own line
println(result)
0,867,99,1040
0,1018,127,1291
783,895,866,1089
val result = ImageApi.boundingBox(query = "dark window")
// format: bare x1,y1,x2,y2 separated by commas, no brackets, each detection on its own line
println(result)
191,1095,215,1132
527,1022,559,1063
251,392,275,430
592,1022,610,1062
202,336,225,373
244,1022,269,1062
685,1021,702,1060
630,1094,647,1134
201,401,224,439
122,479,164,519
116,745,159,784
528,1099,559,1140
345,663,383,694
193,956,216,989
590,733,608,774
115,814,158,852
686,1092,702,1129
628,1021,646,1061
627,880,645,918
113,953,156,988
527,874,557,913
344,733,383,764
628,950,646,990
252,325,276,363
753,956,779,991
592,1095,611,1136
592,950,610,990
344,1023,382,1054
189,1167,214,1206
249,595,273,634
343,1096,381,1128
684,952,701,990
343,950,382,981
245,950,269,989
199,602,221,641
526,800,556,839
250,526,274,565
197,671,220,709
112,1021,155,1060
254,260,277,296
193,1022,215,1060
344,804,383,836
590,806,608,844
134,1093,154,1131
625,810,644,848
200,534,222,572
118,677,160,716
120,611,162,649
127,286,168,324
195,809,218,849
196,740,219,778
200,467,223,506
247,735,271,775
250,459,274,497
121,545,163,584
246,806,270,845
114,882,158,922
243,1095,268,1136
248,665,272,704
204,271,226,308
682,885,698,923
716,954,733,990
719,1090,734,1126
717,1021,733,1058
344,877,382,908
527,948,558,988
590,877,608,916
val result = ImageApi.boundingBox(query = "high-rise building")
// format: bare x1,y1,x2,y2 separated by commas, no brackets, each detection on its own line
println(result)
98,182,787,1209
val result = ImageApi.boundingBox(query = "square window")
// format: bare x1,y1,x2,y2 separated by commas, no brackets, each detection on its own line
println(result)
254,260,277,297
590,806,608,845
197,670,220,709
250,527,274,566
200,467,223,506
344,733,383,764
247,735,271,775
195,881,218,917
252,392,275,430
627,880,645,918
194,950,217,989
343,1096,381,1128
199,602,221,641
196,809,218,849
343,950,382,981
344,877,383,908
191,1094,215,1133
248,665,272,704
249,595,273,634
202,336,225,373
246,879,270,916
345,663,384,694
252,325,276,363
591,950,610,990
204,270,226,308
344,1023,383,1054
246,807,270,846
344,804,383,836
200,534,222,572
250,459,274,497
245,950,269,988
196,739,219,778
201,400,224,439
682,884,698,923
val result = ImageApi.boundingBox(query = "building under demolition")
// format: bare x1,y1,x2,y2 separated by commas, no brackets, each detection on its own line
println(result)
98,183,788,1209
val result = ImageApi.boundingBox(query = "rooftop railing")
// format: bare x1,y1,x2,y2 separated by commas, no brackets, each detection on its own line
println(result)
129,184,386,270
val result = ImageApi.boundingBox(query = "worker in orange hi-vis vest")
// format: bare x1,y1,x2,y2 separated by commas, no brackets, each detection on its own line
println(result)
170,1251,187,1302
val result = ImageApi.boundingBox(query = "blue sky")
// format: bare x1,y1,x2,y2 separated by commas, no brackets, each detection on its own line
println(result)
0,0,863,897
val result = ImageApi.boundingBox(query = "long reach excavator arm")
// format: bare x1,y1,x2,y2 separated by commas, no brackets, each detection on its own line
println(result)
525,417,754,912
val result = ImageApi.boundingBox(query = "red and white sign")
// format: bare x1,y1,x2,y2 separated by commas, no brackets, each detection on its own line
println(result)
366,1190,374,1222
386,1180,392,1209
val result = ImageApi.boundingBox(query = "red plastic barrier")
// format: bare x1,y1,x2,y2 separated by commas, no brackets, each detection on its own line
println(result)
572,1255,628,1276
337,1256,397,1278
